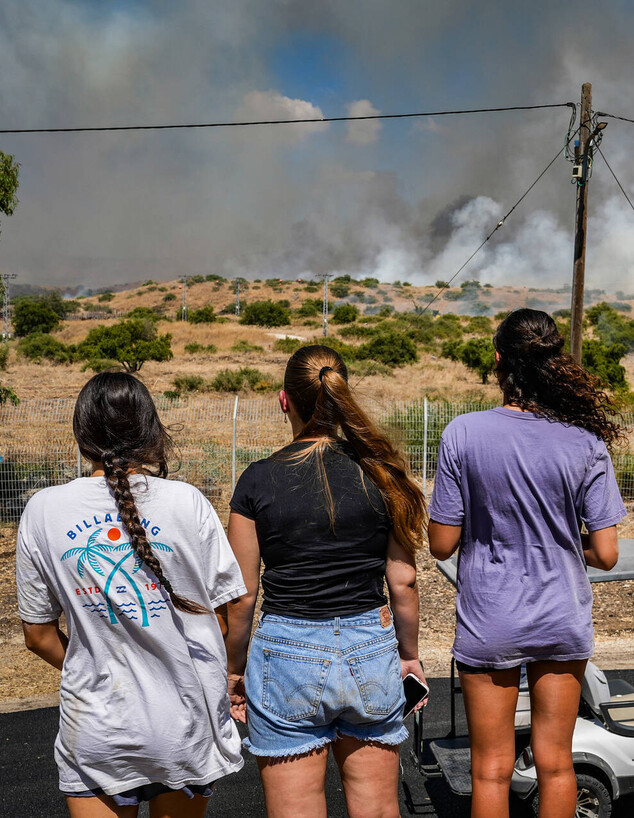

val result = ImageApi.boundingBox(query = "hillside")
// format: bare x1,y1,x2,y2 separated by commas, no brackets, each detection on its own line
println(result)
3,275,634,403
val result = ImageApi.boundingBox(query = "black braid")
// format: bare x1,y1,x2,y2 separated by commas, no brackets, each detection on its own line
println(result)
101,452,208,615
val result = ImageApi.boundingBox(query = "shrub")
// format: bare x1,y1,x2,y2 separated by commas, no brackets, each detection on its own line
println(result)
273,337,303,354
360,277,379,288
338,324,376,339
126,306,161,322
0,344,8,371
297,298,329,318
163,390,181,401
205,274,226,283
163,293,177,302
240,300,291,327
173,374,205,392
332,304,360,324
81,358,120,373
466,316,493,336
97,291,114,302
77,319,173,372
17,333,74,364
189,274,205,284
553,309,570,318
232,339,264,353
188,305,216,324
184,342,217,354
582,340,627,390
12,299,60,337
0,383,19,405
435,280,449,288
494,310,511,321
330,283,350,298
440,338,496,383
210,367,278,392
357,330,417,367
348,360,394,377
143,280,156,286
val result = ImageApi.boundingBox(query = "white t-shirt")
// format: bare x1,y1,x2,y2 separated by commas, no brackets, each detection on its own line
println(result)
16,475,246,795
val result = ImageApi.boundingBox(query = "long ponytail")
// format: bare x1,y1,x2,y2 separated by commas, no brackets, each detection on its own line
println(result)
283,346,426,553
73,372,208,615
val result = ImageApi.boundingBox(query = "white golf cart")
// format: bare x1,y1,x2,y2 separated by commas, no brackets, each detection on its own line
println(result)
413,540,634,818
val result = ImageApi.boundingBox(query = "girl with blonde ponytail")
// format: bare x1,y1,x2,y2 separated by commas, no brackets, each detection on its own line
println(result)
17,372,246,817
226,345,427,818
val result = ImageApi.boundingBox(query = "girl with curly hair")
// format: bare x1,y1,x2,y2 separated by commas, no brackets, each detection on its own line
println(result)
428,308,627,818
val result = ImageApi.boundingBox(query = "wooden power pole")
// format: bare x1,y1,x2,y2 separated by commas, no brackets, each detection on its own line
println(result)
570,83,592,363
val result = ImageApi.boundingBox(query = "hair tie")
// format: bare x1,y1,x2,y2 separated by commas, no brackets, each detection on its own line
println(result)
318,366,333,381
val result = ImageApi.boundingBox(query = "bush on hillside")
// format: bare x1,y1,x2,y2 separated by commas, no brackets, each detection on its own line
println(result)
184,342,217,354
126,306,161,321
441,338,495,384
357,330,417,367
13,299,60,337
582,340,627,390
77,319,173,372
240,300,291,327
17,333,74,364
173,374,205,392
232,339,264,353
0,344,8,371
210,367,279,392
188,305,216,324
332,304,360,324
273,337,303,354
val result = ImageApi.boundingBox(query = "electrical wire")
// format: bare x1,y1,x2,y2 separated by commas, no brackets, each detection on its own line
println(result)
417,127,581,316
596,111,634,125
0,102,574,135
595,146,634,213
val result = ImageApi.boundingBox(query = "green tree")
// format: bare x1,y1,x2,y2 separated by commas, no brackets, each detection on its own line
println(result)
332,304,359,324
0,151,19,237
13,298,60,336
441,338,496,384
582,340,627,390
78,319,173,372
188,305,216,324
240,300,291,327
358,330,417,367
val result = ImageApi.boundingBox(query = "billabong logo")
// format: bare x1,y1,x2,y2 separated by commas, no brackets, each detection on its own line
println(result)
61,528,173,627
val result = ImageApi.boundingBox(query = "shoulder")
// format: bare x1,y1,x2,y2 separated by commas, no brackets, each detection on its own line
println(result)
440,410,492,443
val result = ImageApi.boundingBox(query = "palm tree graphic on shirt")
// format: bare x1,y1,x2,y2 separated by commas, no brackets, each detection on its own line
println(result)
61,527,173,627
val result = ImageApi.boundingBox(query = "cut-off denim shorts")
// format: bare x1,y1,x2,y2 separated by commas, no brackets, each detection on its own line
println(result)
243,607,408,758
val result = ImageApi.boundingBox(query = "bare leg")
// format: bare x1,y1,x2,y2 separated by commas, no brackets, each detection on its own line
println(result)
331,735,401,818
149,790,211,818
257,747,330,818
460,667,521,818
66,795,138,818
527,660,586,818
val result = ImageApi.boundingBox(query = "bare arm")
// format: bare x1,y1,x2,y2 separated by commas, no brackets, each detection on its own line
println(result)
582,526,619,571
225,511,261,723
428,519,462,561
22,620,68,670
385,534,428,700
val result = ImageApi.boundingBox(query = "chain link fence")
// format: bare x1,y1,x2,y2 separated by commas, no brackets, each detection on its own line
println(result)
0,397,632,528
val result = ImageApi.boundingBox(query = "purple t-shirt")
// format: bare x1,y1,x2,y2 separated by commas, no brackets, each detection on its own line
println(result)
429,407,627,668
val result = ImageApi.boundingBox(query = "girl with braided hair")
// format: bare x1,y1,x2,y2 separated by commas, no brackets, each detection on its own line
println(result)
428,308,627,818
17,372,246,818
225,345,427,818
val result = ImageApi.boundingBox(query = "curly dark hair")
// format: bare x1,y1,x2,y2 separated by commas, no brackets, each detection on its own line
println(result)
493,309,625,448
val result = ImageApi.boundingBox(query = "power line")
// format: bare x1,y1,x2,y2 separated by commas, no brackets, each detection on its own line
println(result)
0,103,574,135
595,145,634,212
418,128,580,316
596,111,634,126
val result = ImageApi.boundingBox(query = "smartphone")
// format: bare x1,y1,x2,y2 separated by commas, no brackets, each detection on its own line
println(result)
403,673,430,717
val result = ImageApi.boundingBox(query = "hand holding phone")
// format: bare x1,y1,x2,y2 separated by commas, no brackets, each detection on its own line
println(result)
403,672,430,717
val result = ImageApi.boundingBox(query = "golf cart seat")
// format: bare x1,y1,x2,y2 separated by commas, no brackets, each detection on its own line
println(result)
582,661,634,734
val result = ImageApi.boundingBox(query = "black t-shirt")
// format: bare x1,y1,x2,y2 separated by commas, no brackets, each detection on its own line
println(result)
229,440,390,618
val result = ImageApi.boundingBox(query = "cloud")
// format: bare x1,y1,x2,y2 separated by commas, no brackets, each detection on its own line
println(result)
346,100,381,145
237,91,328,141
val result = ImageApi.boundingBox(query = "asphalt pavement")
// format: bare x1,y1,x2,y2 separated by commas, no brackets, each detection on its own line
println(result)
2,672,634,817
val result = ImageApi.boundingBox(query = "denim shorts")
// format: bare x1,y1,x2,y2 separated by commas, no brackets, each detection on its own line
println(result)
244,607,408,758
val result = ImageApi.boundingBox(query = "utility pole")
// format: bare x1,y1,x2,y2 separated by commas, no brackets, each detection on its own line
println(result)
1,273,17,340
570,83,593,364
316,273,333,337
235,278,241,316
181,275,190,321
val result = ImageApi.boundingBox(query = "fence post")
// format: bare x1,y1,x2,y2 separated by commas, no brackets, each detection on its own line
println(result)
77,444,82,479
231,394,239,492
422,396,428,498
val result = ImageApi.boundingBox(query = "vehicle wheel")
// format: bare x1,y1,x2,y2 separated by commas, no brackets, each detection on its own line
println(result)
530,772,612,818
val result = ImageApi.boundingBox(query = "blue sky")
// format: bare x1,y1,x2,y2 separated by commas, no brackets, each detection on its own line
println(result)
0,0,634,290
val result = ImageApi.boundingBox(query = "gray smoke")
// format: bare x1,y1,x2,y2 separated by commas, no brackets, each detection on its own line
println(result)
0,0,633,291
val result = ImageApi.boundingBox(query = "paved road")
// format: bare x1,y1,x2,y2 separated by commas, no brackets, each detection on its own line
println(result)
2,672,634,817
